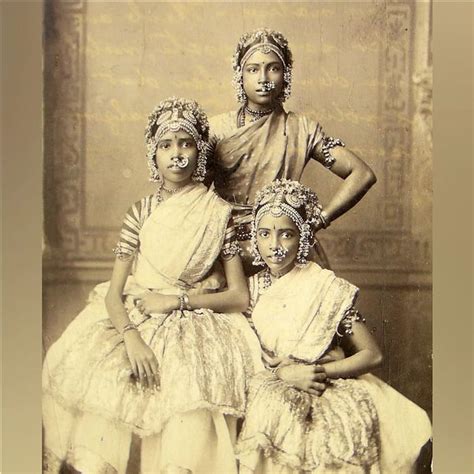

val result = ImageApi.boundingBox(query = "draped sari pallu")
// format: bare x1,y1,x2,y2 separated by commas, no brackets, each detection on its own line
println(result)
43,184,263,474
237,263,432,474
210,109,329,270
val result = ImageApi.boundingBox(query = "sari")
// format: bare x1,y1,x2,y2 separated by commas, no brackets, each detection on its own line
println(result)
210,108,329,272
237,262,432,473
42,184,263,474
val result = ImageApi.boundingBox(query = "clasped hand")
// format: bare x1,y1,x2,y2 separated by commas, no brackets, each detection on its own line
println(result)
135,292,177,315
263,352,329,396
277,363,328,396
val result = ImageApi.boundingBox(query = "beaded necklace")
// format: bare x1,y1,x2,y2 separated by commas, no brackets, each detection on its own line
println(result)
237,105,274,127
154,181,194,202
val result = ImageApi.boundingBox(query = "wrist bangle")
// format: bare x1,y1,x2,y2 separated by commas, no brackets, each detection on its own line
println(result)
268,366,280,377
320,210,331,229
179,292,191,311
182,293,191,310
121,322,137,335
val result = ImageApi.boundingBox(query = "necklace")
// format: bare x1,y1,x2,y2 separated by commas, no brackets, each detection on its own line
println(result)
261,266,293,291
162,185,182,194
238,105,274,127
245,105,274,119
155,182,192,203
262,268,273,290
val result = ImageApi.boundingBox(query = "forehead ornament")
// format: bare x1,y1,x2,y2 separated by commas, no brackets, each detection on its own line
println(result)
240,40,287,69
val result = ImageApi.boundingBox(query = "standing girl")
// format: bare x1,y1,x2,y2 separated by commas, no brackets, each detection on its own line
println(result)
43,97,263,474
236,179,432,473
210,28,377,274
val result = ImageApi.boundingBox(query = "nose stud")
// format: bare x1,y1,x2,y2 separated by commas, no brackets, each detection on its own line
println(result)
172,156,189,169
271,247,288,258
260,81,276,92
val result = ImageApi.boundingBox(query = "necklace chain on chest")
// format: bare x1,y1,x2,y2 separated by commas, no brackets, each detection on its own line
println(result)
238,105,274,127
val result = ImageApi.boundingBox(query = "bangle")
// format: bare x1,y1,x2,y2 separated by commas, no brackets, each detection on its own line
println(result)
121,322,137,335
321,136,345,169
178,295,185,312
268,366,280,377
320,210,331,229
179,292,191,311
182,293,191,310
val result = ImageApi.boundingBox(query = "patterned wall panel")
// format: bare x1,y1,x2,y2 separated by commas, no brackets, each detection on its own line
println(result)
43,1,431,276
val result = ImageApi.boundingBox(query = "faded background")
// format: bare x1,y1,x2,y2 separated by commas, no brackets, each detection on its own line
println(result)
43,1,432,417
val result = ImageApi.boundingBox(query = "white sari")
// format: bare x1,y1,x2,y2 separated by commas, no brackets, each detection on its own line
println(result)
43,184,263,473
237,262,432,473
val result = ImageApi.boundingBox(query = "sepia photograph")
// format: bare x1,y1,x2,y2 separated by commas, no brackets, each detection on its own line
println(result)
39,1,435,472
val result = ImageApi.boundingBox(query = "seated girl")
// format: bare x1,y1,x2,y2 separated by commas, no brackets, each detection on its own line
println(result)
236,179,432,473
42,97,263,474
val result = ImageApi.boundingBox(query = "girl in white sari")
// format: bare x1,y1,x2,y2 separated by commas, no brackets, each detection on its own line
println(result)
236,180,432,473
42,98,263,474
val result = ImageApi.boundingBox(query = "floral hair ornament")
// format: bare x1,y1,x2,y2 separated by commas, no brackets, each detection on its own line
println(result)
251,179,324,267
232,28,294,103
144,97,210,182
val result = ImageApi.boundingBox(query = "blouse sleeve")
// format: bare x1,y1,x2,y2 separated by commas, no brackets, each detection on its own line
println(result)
219,217,242,261
112,196,152,261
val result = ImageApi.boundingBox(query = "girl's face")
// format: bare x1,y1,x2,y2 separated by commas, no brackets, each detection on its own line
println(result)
154,130,198,187
256,213,300,276
242,49,284,109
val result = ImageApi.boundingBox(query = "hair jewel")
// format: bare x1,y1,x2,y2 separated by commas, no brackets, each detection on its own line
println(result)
182,109,197,124
232,28,294,103
144,97,210,183
251,179,323,266
270,191,284,217
285,192,303,208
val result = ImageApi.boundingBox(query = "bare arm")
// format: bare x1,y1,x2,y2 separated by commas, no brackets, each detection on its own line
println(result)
187,254,249,312
322,321,383,379
105,256,159,389
316,145,377,225
137,253,249,315
104,257,134,333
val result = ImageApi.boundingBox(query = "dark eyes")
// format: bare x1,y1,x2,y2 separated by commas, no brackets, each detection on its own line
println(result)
246,66,281,74
157,141,194,149
257,230,295,239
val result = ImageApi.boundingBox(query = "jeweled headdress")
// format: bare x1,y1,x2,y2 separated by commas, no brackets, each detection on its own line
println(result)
144,97,210,182
232,28,294,103
251,179,323,266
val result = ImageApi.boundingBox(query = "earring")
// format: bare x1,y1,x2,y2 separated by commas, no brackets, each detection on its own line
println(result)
295,224,311,266
147,140,161,182
233,68,247,103
191,150,207,182
250,223,265,266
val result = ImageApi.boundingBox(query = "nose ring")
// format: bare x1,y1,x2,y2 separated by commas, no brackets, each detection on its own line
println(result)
172,156,189,169
271,247,288,258
260,81,276,92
